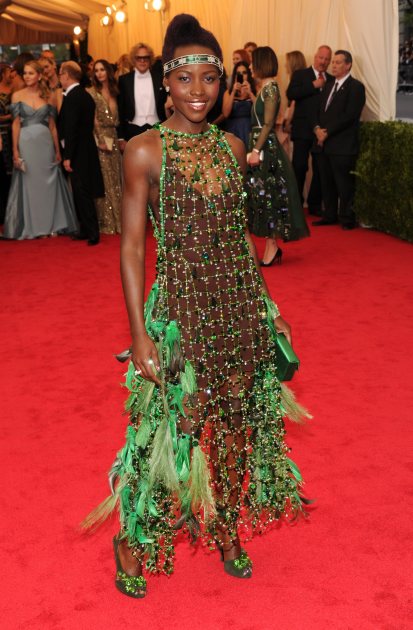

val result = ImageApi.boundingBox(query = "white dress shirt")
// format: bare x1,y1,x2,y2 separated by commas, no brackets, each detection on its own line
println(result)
312,66,326,81
63,82,80,97
325,72,351,109
130,70,159,127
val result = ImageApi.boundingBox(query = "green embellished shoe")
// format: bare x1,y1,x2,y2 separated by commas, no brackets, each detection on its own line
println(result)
113,536,147,598
219,542,253,578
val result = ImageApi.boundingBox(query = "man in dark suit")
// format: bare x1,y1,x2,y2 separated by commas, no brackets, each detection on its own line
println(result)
58,61,104,245
286,46,333,215
312,50,366,230
117,43,167,150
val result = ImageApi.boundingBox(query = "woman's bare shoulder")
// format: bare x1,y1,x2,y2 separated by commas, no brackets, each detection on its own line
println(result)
11,88,26,103
224,131,245,156
124,127,162,162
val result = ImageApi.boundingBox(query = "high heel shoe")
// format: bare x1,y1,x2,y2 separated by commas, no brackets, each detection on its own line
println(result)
260,247,283,267
218,541,253,578
113,535,147,598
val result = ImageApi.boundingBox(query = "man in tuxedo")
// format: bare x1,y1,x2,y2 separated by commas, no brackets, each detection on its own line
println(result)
117,43,167,150
286,46,333,215
58,61,104,245
312,50,366,230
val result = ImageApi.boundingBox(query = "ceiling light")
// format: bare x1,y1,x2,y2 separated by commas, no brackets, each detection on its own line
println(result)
73,26,82,35
101,15,113,26
115,9,126,22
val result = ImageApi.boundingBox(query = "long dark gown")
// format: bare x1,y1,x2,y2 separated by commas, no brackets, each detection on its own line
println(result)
247,81,310,241
3,102,77,239
87,124,309,574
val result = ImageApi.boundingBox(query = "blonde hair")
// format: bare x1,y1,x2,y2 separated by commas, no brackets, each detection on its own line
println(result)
39,57,56,70
115,53,133,79
24,60,50,100
286,50,307,76
129,43,154,66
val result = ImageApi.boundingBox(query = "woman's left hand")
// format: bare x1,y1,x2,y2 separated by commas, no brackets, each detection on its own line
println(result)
247,150,261,167
274,315,292,345
241,81,253,98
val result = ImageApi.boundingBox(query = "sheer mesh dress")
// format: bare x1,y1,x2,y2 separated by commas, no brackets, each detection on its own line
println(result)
88,124,308,574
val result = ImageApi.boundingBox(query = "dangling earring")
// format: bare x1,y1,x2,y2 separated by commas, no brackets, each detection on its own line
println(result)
165,85,170,93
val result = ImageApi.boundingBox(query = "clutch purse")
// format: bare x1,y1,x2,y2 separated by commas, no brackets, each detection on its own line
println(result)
275,333,300,381
94,134,114,151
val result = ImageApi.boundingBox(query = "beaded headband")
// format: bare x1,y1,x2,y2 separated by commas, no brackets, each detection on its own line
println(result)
163,54,224,76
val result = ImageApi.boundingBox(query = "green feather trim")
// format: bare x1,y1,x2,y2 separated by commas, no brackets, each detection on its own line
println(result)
80,493,119,531
144,283,159,328
280,383,312,423
135,380,155,415
135,417,152,449
189,445,216,520
148,416,179,491
262,294,278,336
286,456,303,482
176,434,191,482
166,383,186,416
180,360,197,395
119,426,137,475
164,320,181,367
81,469,127,531
125,361,137,391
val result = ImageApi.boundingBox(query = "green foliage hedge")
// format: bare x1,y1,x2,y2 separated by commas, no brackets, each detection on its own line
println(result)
354,121,413,242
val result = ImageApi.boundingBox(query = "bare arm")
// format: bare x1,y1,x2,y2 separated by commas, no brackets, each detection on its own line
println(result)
11,115,21,166
120,134,161,383
222,88,237,118
48,115,62,162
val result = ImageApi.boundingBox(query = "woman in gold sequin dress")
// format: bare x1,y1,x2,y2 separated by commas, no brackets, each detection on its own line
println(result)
87,60,122,234
84,14,310,598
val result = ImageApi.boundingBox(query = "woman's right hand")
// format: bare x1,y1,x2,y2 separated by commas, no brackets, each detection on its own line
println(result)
12,152,20,168
132,333,161,385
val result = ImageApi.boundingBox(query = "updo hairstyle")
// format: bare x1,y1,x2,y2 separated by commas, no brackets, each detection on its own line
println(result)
162,14,223,65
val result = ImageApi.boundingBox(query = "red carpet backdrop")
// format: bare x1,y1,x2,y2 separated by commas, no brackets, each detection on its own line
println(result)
1,222,412,629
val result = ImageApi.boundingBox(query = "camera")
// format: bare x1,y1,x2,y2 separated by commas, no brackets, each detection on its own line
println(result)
236,72,244,84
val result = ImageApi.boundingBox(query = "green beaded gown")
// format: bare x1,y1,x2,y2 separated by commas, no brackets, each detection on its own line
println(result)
247,81,310,241
86,123,309,574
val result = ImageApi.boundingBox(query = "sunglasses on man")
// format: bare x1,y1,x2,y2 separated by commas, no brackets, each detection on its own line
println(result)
135,56,151,62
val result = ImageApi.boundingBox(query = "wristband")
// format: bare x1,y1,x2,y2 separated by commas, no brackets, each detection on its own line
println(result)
252,148,260,154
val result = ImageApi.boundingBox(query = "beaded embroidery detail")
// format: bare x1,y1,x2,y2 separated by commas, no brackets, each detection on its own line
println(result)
163,54,224,76
91,124,307,575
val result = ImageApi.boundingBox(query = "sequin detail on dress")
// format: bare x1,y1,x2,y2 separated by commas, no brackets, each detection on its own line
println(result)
84,124,309,574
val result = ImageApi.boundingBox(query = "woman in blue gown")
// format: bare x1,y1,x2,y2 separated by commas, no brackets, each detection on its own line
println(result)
3,60,77,240
222,61,256,149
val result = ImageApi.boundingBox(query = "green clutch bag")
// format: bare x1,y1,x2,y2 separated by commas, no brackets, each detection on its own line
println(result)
275,333,300,381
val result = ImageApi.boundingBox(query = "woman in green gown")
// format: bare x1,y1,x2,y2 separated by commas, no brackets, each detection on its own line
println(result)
84,15,310,598
247,47,309,266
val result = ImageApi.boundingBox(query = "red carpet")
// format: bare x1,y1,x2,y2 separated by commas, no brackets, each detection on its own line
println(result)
1,222,412,629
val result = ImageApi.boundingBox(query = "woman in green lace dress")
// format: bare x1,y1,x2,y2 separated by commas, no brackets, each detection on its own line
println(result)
84,14,310,599
247,47,309,266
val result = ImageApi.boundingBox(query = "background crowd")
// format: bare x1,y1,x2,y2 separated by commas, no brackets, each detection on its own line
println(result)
0,37,365,253
399,36,413,89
